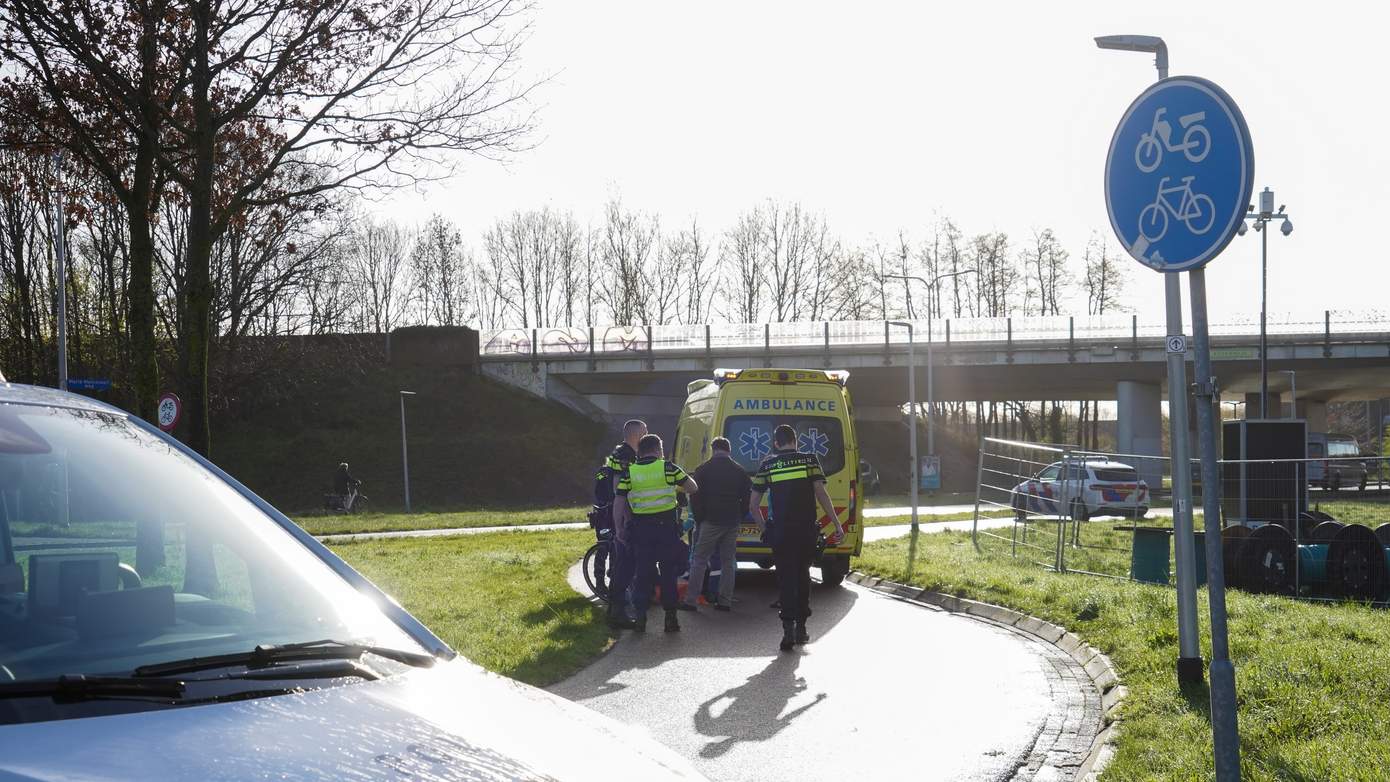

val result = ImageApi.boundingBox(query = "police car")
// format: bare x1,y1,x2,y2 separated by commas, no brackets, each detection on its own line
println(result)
0,381,704,780
1010,458,1150,521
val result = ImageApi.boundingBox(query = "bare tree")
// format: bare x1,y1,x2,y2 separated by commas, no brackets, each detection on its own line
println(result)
718,207,764,323
1025,228,1070,316
412,214,473,327
349,217,413,333
597,198,658,326
1083,233,1127,316
668,218,714,324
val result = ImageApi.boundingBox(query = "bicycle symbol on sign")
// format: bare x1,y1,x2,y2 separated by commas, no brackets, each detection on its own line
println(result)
1134,108,1210,173
1138,176,1216,243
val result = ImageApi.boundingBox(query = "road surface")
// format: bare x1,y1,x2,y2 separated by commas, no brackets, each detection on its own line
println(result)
552,560,1100,781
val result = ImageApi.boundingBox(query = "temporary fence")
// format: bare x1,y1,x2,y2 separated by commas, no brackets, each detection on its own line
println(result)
971,436,1390,602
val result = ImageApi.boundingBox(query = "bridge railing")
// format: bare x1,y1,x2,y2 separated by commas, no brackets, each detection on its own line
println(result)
479,310,1388,358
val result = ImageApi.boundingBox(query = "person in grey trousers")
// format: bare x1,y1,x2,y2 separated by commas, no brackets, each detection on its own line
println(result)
683,437,752,612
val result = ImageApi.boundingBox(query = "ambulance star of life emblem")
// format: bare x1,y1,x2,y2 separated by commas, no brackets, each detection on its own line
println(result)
739,428,771,461
798,427,830,457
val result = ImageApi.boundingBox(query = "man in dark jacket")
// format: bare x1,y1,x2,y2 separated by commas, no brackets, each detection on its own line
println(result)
682,437,752,612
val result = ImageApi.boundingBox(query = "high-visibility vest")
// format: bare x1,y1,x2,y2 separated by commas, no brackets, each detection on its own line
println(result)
627,459,678,516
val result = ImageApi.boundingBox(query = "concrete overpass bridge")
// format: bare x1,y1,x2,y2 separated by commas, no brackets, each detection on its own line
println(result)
480,311,1390,459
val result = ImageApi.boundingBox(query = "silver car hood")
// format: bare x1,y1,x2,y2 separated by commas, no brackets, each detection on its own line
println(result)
0,660,704,781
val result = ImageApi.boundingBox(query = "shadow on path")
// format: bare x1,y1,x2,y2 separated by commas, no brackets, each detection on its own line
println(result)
693,652,825,758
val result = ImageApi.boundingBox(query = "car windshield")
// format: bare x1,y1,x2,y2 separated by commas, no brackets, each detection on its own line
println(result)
723,415,846,475
0,401,424,684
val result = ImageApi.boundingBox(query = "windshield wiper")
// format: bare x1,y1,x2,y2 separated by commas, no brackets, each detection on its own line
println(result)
0,674,185,702
132,639,435,678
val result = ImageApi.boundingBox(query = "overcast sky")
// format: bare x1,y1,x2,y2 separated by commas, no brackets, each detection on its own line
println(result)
382,1,1387,326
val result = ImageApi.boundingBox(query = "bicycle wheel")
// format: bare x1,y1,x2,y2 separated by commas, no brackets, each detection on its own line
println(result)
582,542,610,600
1138,202,1168,242
1135,134,1162,173
1184,193,1216,235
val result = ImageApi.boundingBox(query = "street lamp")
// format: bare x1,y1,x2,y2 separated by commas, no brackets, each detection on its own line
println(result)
887,321,920,575
1281,370,1296,419
1239,187,1293,418
1094,35,1169,79
1223,401,1243,420
400,391,417,513
885,269,978,463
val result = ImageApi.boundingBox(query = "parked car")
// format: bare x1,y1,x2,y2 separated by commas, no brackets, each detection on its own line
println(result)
1307,432,1369,492
0,382,704,780
858,459,882,496
1010,458,1150,521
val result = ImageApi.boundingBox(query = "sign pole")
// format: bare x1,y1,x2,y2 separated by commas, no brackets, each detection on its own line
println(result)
54,152,68,392
1164,275,1203,684
906,324,919,574
1190,268,1241,778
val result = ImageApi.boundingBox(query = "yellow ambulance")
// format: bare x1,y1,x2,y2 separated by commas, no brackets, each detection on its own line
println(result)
672,367,861,586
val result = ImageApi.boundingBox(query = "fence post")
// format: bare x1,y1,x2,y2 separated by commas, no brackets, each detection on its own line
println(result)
1006,317,1014,364
645,323,654,370
704,324,712,367
883,320,891,365
1061,449,1073,567
1131,313,1140,360
530,328,538,371
823,321,832,368
764,323,772,368
1068,316,1076,362
1323,310,1332,358
946,319,952,350
588,326,596,370
973,437,986,550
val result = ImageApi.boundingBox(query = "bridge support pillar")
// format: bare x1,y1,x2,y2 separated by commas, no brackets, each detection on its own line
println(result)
1116,380,1163,490
1294,399,1327,433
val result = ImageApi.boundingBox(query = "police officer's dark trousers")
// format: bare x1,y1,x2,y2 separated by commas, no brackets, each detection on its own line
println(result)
631,516,682,612
607,535,635,608
773,521,816,622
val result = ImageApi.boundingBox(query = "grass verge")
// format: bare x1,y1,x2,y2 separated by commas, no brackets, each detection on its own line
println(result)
329,528,609,687
861,510,1014,528
297,506,588,536
857,531,1390,780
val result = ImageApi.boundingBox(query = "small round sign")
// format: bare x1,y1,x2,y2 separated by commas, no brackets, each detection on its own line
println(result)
1105,76,1254,273
157,392,181,432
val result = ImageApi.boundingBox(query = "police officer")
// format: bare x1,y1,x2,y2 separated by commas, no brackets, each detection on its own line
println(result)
749,424,845,651
595,419,647,629
614,434,698,633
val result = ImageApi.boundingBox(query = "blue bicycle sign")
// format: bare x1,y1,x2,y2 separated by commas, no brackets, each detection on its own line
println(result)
1105,76,1253,273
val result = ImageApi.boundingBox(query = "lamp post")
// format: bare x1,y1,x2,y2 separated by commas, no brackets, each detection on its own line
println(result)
400,391,417,513
1237,188,1293,418
885,270,977,465
887,321,919,574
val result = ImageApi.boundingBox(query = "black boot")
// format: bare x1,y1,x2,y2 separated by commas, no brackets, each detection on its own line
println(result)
633,611,647,633
794,620,810,645
779,620,796,652
664,609,681,633
606,601,635,630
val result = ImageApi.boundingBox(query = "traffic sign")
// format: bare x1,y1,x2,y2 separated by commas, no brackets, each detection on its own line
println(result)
1105,76,1254,272
67,378,112,391
1167,335,1188,354
157,392,181,432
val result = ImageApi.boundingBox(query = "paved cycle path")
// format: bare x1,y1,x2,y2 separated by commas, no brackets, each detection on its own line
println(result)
550,561,1101,781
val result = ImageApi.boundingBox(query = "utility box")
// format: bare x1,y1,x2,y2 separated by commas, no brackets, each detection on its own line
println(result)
1221,419,1307,526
